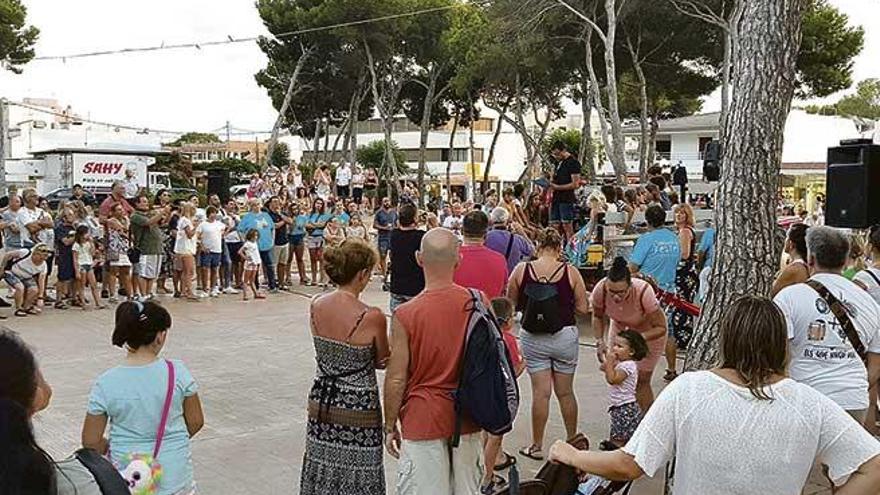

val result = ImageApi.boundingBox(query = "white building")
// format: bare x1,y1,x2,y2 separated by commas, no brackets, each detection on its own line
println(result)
621,109,865,210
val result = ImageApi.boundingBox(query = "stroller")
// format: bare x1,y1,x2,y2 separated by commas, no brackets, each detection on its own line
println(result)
491,434,633,495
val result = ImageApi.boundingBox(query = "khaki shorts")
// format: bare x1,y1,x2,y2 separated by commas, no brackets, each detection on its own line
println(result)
397,432,482,495
273,244,289,265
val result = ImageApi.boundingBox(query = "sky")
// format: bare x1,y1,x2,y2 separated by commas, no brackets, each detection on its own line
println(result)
1,0,878,134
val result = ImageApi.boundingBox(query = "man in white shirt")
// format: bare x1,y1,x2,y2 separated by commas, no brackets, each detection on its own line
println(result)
441,202,464,238
123,168,141,199
196,206,226,297
335,162,352,199
774,226,880,421
17,189,53,249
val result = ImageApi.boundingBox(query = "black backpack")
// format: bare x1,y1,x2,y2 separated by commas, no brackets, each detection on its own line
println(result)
452,289,520,447
521,263,567,335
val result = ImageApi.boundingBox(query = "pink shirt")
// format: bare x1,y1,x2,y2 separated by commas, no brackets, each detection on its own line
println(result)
453,244,508,299
590,278,660,334
608,360,638,407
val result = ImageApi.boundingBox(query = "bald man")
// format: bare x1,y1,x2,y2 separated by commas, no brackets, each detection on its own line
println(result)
383,227,487,495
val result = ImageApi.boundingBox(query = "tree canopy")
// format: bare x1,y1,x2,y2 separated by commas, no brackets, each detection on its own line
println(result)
166,132,221,146
805,79,880,120
0,0,38,74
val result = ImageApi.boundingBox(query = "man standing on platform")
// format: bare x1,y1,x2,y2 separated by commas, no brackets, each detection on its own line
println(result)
549,141,581,241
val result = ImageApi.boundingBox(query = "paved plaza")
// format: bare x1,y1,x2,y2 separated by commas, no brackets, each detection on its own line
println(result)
15,281,830,495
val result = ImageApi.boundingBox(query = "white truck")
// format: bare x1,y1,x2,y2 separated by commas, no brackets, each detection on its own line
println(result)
5,146,170,196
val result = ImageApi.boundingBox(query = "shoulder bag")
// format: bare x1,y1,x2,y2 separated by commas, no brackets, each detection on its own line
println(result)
114,359,176,495
806,280,867,363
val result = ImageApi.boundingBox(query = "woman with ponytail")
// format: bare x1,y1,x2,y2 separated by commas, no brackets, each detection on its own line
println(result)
82,301,204,495
590,256,668,412
0,330,105,495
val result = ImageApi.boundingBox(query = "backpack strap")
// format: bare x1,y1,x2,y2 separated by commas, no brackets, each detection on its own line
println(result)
153,360,176,459
540,262,567,283
504,231,516,260
864,268,880,288
805,280,867,362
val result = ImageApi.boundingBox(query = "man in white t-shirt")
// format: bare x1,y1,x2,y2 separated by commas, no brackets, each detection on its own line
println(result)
441,202,464,238
774,226,880,419
196,206,226,297
17,189,53,249
123,168,141,199
335,162,352,199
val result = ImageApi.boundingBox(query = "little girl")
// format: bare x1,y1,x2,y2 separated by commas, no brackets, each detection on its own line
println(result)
73,225,105,310
239,229,263,301
345,215,369,242
82,301,204,495
324,217,345,249
603,330,648,448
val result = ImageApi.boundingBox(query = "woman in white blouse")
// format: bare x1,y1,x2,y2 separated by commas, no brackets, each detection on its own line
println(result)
549,295,880,495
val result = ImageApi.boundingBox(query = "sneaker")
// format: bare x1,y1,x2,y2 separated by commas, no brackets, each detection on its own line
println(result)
210,289,220,298
269,288,280,294
224,287,241,295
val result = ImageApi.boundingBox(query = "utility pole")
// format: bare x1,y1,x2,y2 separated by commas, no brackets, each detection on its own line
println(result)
0,98,9,196
225,120,231,161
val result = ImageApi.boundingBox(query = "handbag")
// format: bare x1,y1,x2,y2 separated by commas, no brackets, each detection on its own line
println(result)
806,280,867,362
114,360,175,495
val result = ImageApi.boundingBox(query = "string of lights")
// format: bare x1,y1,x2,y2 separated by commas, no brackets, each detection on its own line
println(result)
33,5,457,62
7,100,283,139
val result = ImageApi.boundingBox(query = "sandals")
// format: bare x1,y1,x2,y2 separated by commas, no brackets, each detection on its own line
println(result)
480,474,507,495
54,301,69,310
26,307,40,315
663,369,679,382
519,445,544,461
494,452,517,471
14,309,29,317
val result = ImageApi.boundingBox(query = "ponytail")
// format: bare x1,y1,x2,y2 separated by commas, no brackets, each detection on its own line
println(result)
608,256,631,284
112,301,172,349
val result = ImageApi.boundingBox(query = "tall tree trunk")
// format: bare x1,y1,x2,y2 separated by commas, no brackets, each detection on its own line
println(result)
446,109,460,203
603,0,627,185
469,103,477,201
646,111,659,183
328,116,348,164
579,84,596,183
417,66,439,208
686,0,808,371
347,72,367,169
321,118,331,163
266,48,311,172
626,36,650,183
363,39,404,199
482,101,509,194
584,33,614,181
312,118,322,166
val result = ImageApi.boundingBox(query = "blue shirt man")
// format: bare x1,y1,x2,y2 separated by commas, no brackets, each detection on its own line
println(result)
238,210,275,252
629,205,681,292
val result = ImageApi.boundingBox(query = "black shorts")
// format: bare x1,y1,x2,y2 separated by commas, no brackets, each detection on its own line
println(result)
56,253,75,282
337,185,350,198
227,242,243,264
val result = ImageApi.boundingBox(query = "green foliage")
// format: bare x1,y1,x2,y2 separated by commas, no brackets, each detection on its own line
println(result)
796,0,864,98
268,142,290,169
195,158,261,178
357,140,407,172
167,132,221,146
805,79,880,120
0,0,38,74
539,128,600,177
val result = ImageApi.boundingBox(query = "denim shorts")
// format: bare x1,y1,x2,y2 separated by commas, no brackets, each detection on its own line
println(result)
4,272,37,289
378,236,391,255
550,202,575,224
199,252,222,268
520,325,579,374
289,234,305,247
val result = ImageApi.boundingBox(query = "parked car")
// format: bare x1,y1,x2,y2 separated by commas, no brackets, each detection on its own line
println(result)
44,188,98,210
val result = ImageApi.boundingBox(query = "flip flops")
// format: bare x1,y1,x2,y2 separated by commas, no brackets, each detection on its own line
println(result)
518,445,544,461
494,452,517,471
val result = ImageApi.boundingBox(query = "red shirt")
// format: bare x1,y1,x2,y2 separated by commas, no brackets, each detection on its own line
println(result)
395,285,483,441
501,330,523,371
99,195,134,218
453,244,508,298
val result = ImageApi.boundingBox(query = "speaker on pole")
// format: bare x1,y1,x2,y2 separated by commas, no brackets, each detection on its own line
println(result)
207,168,231,203
825,140,880,229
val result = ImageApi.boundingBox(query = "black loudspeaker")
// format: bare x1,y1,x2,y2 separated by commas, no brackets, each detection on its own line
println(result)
703,141,722,182
826,142,880,229
207,168,231,203
704,141,722,161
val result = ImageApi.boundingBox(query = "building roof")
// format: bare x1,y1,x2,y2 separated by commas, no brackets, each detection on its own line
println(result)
622,112,721,135
30,147,170,156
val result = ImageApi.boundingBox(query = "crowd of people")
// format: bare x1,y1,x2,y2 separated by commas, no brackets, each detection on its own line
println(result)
2,148,880,495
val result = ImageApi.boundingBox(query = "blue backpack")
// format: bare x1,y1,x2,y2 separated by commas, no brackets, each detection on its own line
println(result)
452,289,520,446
